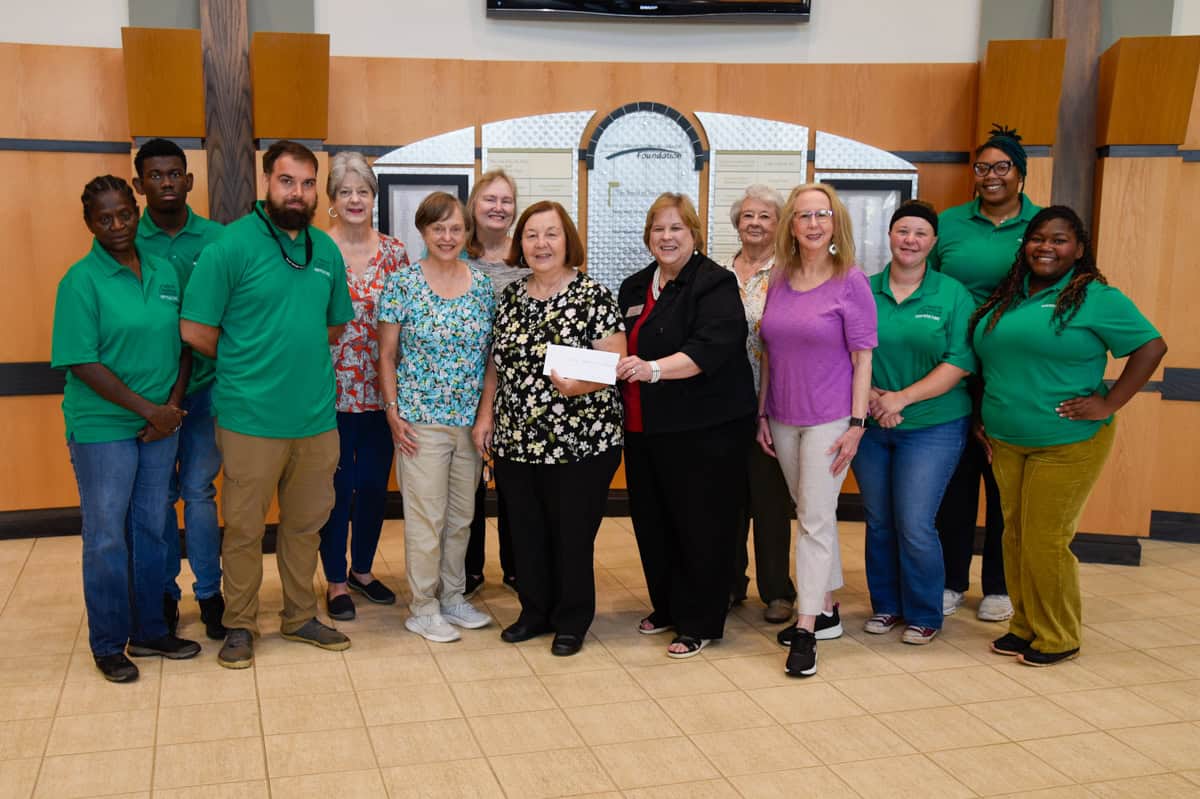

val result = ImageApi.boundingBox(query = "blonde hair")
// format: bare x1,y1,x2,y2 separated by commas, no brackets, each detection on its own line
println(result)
642,193,705,254
465,169,518,258
774,183,855,279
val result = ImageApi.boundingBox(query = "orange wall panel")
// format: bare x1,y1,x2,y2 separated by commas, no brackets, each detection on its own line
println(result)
121,27,205,139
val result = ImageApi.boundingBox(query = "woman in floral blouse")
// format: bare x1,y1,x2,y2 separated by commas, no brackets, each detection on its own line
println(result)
320,151,409,622
473,200,625,657
378,192,496,644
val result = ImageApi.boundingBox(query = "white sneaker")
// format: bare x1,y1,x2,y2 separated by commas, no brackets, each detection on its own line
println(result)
942,589,965,616
441,600,492,629
405,613,460,643
978,594,1014,622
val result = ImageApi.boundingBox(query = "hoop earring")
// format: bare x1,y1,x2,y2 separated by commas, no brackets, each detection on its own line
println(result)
327,207,338,218
791,241,798,256
828,243,838,256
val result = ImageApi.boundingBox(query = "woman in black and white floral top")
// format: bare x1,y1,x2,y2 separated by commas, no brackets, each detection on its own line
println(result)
474,200,625,657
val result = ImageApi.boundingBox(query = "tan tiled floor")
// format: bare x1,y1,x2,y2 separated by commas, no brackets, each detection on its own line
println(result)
2,520,1200,798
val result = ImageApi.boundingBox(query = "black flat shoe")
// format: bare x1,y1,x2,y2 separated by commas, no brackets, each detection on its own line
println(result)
551,633,584,656
327,593,356,621
990,632,1033,656
1017,647,1079,667
198,594,228,641
94,653,139,682
501,620,551,643
347,573,397,605
127,634,201,660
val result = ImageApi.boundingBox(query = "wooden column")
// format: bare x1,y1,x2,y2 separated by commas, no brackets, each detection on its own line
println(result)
200,0,255,224
1051,0,1101,220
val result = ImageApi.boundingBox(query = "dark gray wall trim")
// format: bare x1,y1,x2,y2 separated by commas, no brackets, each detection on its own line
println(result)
891,151,969,164
1071,532,1141,565
1182,150,1200,163
132,136,204,150
1150,510,1200,543
1161,368,1200,402
255,138,323,151
0,138,131,154
1097,144,1180,158
0,363,65,396
325,145,402,158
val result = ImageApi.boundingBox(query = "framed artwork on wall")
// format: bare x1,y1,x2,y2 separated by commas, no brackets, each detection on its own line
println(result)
378,173,471,250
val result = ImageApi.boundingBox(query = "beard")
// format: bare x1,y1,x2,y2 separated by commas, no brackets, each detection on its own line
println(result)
264,194,316,231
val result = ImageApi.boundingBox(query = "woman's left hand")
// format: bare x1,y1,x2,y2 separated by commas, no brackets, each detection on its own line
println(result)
827,425,866,475
869,390,908,419
1056,393,1114,421
616,355,651,383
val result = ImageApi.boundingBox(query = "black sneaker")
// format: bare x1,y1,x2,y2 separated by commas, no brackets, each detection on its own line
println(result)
785,628,818,677
990,632,1032,657
1017,647,1079,667
327,593,356,621
777,604,843,646
94,653,139,682
198,594,228,641
163,593,179,636
218,628,254,669
347,573,396,605
127,634,201,660
464,573,485,599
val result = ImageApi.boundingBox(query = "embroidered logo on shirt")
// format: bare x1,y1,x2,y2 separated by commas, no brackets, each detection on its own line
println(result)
313,267,332,278
159,283,180,303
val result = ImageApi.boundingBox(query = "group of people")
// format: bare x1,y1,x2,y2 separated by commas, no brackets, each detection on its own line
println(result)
52,124,1165,684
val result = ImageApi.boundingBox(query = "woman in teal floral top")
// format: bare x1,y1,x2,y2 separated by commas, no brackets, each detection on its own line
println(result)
474,200,625,656
378,192,496,644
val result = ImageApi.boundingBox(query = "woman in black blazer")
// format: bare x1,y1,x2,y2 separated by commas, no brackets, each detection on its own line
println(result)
617,192,757,658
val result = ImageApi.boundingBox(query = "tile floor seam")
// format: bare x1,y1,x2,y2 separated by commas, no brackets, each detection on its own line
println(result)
30,613,81,799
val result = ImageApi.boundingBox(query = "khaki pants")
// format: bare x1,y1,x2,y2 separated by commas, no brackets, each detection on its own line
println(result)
990,420,1116,654
215,426,339,635
397,425,481,617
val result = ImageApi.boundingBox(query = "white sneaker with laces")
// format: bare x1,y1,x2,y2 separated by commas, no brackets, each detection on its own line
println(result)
405,613,460,643
942,589,965,616
441,600,492,629
978,594,1014,622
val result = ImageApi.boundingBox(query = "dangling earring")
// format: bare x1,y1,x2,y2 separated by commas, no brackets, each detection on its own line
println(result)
791,241,798,256
327,207,338,218
828,242,838,256
519,254,528,267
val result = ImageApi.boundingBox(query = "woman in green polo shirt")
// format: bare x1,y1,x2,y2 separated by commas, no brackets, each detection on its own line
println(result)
931,124,1041,623
50,176,202,682
972,206,1166,666
852,201,976,646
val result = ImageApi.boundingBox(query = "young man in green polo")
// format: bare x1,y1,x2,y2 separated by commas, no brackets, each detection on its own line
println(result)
181,140,354,668
133,138,227,642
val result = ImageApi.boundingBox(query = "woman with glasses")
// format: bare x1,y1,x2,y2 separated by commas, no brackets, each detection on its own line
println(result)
760,183,876,678
930,124,1041,624
378,192,496,643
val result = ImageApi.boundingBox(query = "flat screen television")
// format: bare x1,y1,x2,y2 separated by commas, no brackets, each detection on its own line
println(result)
486,1,811,23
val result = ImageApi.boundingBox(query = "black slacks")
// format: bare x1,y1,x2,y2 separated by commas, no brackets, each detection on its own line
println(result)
625,415,753,641
732,437,797,604
936,433,1007,595
494,448,621,635
466,476,515,580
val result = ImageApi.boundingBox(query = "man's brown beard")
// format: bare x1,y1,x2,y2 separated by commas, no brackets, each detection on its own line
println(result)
265,194,316,231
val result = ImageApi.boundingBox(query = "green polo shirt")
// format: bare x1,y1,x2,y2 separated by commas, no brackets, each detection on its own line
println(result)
181,202,353,439
51,240,183,443
870,265,976,430
136,206,224,395
973,269,1160,448
930,195,1040,306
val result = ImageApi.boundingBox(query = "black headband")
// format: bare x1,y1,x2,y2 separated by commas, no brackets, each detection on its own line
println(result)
889,202,938,234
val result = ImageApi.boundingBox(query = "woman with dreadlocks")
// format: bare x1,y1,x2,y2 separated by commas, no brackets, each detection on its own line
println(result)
930,124,1041,624
972,206,1165,666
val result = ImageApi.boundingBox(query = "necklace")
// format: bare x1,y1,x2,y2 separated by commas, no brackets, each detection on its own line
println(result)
527,270,574,301
255,205,313,269
651,267,664,300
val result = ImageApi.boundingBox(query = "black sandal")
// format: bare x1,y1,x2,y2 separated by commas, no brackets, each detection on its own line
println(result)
666,635,711,659
638,614,672,635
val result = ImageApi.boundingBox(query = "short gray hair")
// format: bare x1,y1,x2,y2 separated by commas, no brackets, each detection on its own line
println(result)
728,184,785,229
326,151,378,200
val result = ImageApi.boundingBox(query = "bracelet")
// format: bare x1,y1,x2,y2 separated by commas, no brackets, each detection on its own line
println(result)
383,400,399,411
649,360,661,383
758,412,768,420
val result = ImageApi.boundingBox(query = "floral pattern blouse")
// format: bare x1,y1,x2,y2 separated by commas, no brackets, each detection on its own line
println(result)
491,272,624,464
331,234,410,412
378,264,495,426
723,251,773,395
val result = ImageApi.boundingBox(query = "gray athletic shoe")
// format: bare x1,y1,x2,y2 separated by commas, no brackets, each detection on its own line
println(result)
218,629,254,669
280,618,351,651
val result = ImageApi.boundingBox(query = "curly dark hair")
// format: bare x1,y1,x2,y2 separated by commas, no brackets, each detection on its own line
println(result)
970,205,1106,337
81,175,137,223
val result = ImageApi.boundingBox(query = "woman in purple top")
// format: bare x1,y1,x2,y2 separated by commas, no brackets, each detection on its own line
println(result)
758,183,877,678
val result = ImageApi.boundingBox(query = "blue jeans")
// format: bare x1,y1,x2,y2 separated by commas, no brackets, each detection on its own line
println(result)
164,387,223,600
319,411,395,582
852,416,968,629
68,433,178,656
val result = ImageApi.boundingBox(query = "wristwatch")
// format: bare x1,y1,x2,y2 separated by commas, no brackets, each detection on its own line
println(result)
849,416,868,428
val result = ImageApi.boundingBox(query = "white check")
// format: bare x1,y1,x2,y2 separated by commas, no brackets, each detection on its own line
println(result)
542,344,619,385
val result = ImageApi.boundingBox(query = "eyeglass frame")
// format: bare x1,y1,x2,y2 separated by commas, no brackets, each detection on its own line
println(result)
794,208,835,222
972,160,1014,177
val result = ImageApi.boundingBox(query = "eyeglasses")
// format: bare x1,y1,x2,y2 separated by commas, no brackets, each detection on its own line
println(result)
973,160,1014,177
795,209,834,222
428,223,465,237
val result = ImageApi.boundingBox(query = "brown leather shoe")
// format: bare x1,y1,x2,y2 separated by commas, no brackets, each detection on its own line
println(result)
763,599,794,624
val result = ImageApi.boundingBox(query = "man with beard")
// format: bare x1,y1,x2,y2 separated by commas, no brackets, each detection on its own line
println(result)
181,140,354,668
133,138,227,642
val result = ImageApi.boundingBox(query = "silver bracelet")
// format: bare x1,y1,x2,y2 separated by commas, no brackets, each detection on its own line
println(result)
649,360,661,383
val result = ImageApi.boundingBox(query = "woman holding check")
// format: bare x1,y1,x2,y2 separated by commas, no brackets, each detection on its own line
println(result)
475,200,624,656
